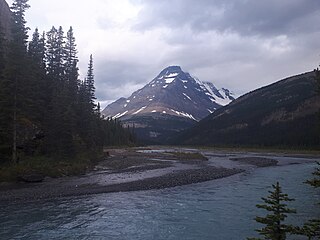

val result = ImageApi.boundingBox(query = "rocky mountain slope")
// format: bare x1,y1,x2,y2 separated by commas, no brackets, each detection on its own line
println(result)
102,66,235,143
173,71,320,148
0,0,11,40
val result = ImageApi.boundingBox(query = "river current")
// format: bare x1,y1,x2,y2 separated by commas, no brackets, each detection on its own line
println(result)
1,162,319,240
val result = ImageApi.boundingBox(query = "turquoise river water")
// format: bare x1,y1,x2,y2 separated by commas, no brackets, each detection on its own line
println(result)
1,162,319,240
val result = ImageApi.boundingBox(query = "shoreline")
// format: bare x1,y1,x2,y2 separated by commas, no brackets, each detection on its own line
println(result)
0,167,244,203
0,148,317,203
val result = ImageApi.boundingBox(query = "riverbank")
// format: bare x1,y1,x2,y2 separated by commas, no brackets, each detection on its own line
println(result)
0,147,317,203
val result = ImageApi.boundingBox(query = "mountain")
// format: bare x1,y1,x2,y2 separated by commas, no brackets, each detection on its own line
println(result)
0,0,12,41
173,71,320,148
102,66,235,143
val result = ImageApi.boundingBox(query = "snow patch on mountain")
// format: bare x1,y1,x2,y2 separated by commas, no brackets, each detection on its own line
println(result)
133,106,147,115
113,111,128,119
102,66,237,122
183,93,192,101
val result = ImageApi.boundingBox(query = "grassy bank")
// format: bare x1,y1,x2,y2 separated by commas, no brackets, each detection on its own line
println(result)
179,145,320,155
0,153,102,183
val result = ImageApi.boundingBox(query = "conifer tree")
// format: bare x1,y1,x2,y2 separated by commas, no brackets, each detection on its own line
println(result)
45,26,75,156
46,26,65,80
84,54,96,110
4,0,31,164
65,26,79,97
28,28,47,126
293,162,320,239
306,162,320,188
0,27,6,71
248,182,296,240
28,28,46,69
0,27,9,162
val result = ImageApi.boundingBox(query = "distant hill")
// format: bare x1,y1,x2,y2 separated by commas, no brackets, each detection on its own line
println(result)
102,66,235,143
173,71,320,148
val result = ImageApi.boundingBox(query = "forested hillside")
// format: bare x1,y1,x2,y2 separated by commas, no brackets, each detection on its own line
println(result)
174,71,320,149
0,0,135,166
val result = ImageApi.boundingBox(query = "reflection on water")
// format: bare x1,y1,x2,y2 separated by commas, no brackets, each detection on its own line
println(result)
1,163,319,240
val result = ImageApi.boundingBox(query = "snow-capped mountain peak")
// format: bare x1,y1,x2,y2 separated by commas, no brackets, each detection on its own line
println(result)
102,66,236,121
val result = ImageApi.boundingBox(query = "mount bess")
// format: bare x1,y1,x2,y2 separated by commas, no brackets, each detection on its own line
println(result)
102,66,235,143
102,66,235,121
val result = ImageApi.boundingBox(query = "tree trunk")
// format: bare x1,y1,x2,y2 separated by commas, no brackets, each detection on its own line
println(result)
12,83,17,164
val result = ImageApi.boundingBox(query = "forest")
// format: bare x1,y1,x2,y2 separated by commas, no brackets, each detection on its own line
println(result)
0,0,135,171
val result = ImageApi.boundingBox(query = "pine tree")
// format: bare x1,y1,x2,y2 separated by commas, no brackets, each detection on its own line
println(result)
27,28,47,136
28,28,46,69
315,67,320,94
248,182,296,240
4,0,31,164
306,162,320,188
0,26,10,162
65,26,79,97
84,54,96,110
44,26,75,156
294,220,320,240
46,26,65,80
77,55,98,149
296,162,320,239
0,27,6,71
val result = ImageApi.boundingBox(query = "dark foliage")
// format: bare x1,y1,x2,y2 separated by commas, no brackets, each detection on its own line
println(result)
248,182,296,240
0,0,135,164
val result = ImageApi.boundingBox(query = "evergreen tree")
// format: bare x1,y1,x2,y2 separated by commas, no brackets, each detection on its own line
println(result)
0,26,9,162
0,2,135,163
316,67,320,94
44,26,75,156
248,182,296,240
46,26,65,80
0,27,6,71
77,55,98,149
84,54,96,109
28,28,46,69
26,28,47,141
306,162,320,188
291,162,320,239
3,0,31,164
65,26,79,97
294,220,320,240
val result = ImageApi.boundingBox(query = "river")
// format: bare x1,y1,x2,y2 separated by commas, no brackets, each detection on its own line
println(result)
1,161,319,239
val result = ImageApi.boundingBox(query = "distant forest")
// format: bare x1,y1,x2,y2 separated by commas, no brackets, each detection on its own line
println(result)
0,0,135,164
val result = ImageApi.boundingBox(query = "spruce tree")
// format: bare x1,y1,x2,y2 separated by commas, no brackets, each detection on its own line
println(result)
28,28,46,69
4,0,31,164
248,182,296,240
0,26,9,162
65,26,79,97
45,26,74,156
28,28,47,127
306,162,320,188
77,55,98,149
84,54,96,110
294,162,320,239
46,26,65,80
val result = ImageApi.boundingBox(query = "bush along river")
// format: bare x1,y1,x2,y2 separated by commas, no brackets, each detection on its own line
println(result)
0,149,319,239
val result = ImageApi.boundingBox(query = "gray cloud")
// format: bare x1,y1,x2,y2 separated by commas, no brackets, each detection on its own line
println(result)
94,59,162,102
11,0,319,109
133,0,320,37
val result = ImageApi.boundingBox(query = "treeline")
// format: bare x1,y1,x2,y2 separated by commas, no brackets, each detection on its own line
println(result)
0,0,135,164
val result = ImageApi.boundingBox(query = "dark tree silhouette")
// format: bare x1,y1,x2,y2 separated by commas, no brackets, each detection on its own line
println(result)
248,182,296,240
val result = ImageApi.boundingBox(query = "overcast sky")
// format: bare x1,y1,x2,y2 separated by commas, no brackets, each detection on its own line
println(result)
6,0,320,108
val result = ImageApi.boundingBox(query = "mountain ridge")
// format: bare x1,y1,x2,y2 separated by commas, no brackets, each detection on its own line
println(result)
173,71,320,148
